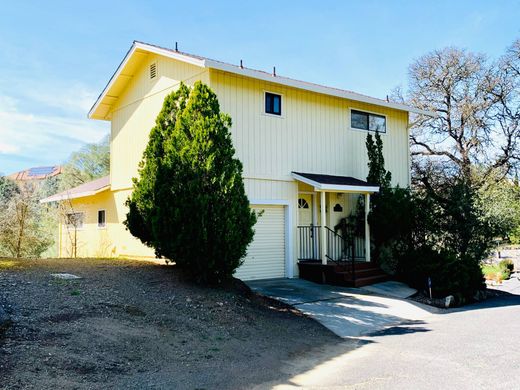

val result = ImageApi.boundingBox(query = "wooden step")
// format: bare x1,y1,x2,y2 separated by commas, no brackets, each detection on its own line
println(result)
353,274,389,287
336,267,384,278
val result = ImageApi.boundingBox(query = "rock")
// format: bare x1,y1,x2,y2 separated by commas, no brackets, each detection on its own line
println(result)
445,295,455,308
50,273,82,280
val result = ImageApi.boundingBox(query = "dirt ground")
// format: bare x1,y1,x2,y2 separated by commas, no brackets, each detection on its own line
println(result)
0,258,340,389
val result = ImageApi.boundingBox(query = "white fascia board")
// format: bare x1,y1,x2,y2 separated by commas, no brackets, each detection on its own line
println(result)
205,60,435,117
88,44,138,119
291,172,379,194
88,42,206,120
40,186,110,203
318,184,380,193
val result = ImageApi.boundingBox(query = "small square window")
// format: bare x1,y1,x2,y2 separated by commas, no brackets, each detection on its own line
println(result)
98,210,106,228
265,92,282,116
66,213,84,229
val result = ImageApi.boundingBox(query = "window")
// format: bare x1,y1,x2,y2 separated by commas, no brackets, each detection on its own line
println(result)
66,213,84,229
333,203,343,212
298,198,309,209
351,110,386,133
98,210,106,228
265,92,282,115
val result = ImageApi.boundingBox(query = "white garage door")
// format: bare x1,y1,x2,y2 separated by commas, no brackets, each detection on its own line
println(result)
235,205,286,280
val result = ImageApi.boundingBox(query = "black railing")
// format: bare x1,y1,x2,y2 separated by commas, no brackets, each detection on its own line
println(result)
297,225,321,261
298,224,366,263
325,226,356,283
324,226,354,263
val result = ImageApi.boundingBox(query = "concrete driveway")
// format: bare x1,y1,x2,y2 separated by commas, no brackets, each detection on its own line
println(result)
248,278,520,390
247,278,435,338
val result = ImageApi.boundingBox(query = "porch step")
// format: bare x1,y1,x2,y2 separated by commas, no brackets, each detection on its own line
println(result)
298,261,389,288
336,267,384,278
351,274,389,288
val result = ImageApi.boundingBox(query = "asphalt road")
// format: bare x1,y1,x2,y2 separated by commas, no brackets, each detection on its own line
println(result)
268,283,520,390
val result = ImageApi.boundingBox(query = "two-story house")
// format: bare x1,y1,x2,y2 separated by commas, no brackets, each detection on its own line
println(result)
42,41,431,285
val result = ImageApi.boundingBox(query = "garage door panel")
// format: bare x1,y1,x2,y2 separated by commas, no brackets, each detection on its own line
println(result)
234,206,286,280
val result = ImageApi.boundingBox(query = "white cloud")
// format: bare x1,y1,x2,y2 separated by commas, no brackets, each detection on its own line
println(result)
0,141,19,154
22,82,100,113
0,92,109,171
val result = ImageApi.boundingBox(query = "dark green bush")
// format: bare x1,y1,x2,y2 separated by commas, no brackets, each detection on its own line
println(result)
125,82,257,284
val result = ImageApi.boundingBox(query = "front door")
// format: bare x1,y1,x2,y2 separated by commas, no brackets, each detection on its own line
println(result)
298,194,313,225
298,193,317,260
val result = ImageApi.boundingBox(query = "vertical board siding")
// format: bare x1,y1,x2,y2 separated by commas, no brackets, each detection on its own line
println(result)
209,69,410,187
110,54,209,190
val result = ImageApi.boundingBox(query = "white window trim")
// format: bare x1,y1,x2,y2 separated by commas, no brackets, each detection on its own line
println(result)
348,107,388,135
97,209,107,229
66,212,85,231
262,90,285,118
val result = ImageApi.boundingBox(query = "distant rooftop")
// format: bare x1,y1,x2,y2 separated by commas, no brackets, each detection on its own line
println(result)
8,166,63,182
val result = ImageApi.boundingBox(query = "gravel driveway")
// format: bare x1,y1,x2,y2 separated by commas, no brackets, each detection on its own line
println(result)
0,258,340,389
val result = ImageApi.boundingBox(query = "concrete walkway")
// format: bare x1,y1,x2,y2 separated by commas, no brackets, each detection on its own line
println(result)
247,278,435,338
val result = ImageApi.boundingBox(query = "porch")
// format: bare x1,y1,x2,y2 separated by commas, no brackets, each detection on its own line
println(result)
292,172,388,287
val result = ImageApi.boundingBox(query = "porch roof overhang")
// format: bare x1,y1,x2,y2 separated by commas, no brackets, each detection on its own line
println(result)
291,172,379,193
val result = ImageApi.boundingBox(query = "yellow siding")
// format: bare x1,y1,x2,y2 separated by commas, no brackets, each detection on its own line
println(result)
59,190,154,259
209,69,410,187
74,52,413,279
110,54,209,190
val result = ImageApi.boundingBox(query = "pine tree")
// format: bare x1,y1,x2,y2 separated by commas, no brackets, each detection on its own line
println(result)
125,82,256,284
366,131,391,189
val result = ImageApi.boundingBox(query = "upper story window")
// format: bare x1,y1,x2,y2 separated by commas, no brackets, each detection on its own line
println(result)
265,92,282,116
351,109,386,133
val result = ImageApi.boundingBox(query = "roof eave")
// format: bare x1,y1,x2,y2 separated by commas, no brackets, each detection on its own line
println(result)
88,41,207,120
206,60,435,116
40,185,110,203
291,172,380,193
89,41,435,120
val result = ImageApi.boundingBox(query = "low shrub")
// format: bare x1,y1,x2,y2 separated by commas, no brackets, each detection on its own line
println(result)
499,259,514,273
482,263,511,282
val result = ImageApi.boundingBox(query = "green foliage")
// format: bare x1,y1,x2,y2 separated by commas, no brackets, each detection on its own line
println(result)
59,135,110,191
125,82,256,284
0,188,53,258
361,132,490,299
366,132,391,189
482,262,511,282
477,174,520,243
0,176,19,204
499,259,514,273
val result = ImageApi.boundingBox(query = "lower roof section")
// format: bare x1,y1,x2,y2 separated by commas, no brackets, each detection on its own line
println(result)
40,176,110,203
291,172,379,193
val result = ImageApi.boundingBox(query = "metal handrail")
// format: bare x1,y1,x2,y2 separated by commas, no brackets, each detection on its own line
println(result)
297,225,321,261
324,226,356,283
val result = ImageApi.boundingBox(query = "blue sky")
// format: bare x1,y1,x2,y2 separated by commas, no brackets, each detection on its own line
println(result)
1,0,520,174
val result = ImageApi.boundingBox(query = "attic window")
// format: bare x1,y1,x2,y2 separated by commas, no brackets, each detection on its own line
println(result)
150,62,157,79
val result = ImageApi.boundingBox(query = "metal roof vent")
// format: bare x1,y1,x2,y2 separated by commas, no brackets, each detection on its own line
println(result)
150,62,157,79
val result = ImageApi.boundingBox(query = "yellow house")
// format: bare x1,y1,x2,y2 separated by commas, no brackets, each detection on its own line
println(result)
42,41,432,285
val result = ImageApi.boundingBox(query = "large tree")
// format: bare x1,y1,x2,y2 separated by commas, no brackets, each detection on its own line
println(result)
400,43,520,182
59,135,110,190
125,82,256,284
